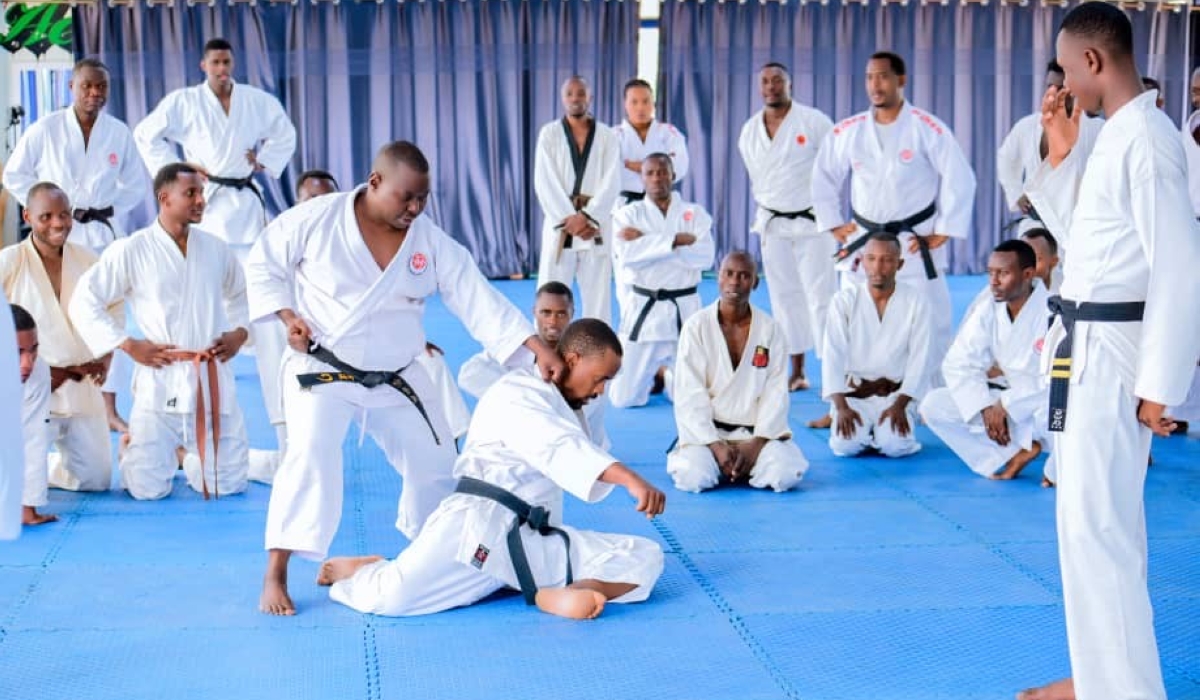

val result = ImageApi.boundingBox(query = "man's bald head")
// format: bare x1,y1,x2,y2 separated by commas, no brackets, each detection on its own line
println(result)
365,141,432,232
561,75,590,97
27,182,69,209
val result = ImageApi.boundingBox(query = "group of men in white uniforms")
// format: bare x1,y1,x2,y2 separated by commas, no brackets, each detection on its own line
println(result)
2,58,151,438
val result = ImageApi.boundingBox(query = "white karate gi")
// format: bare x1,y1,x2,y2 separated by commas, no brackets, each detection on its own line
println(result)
0,239,114,493
2,109,150,252
70,222,251,500
247,191,536,559
21,359,51,508
533,118,620,324
738,104,836,356
612,120,690,200
812,103,976,370
609,195,714,408
1025,92,1200,700
329,368,664,616
667,302,808,493
414,349,471,441
458,349,610,451
821,282,932,458
0,292,25,539
920,282,1050,477
134,80,297,435
1182,111,1200,218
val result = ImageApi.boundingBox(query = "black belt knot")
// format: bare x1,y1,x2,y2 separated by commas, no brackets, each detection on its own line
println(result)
628,284,697,342
297,344,440,445
73,206,115,225
837,200,939,279
455,477,573,605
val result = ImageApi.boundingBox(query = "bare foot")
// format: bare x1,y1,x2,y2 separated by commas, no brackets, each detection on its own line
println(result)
316,555,383,586
117,432,131,462
21,506,58,526
175,446,187,470
1041,476,1054,488
788,375,810,392
105,393,129,434
535,587,607,620
991,442,1043,480
807,414,832,429
1016,677,1074,700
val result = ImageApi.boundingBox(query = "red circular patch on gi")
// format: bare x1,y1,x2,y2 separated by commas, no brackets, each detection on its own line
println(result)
796,134,807,146
1034,338,1045,354
409,252,428,275
683,209,695,223
108,153,119,166
899,149,914,163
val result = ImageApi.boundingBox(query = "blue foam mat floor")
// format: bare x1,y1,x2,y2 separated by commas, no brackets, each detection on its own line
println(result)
1,275,1197,700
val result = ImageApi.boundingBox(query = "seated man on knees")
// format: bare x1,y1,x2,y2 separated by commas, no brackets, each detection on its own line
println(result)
71,164,251,500
667,251,808,492
13,305,54,525
920,240,1050,479
608,153,714,408
459,281,609,449
822,234,932,458
319,319,665,620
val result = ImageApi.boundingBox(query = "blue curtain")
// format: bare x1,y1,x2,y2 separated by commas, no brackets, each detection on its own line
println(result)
72,0,639,277
659,1,1191,274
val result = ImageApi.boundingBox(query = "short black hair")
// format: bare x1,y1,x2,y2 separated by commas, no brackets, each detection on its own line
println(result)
1059,2,1134,58
1046,60,1064,76
154,163,203,197
1021,227,1059,256
870,51,906,77
1141,76,1161,92
866,232,903,254
26,181,68,208
374,141,430,174
643,152,674,172
535,281,574,306
558,318,622,358
761,62,791,79
993,239,1037,270
203,38,233,56
73,57,109,76
296,169,339,195
10,304,36,333
623,78,652,97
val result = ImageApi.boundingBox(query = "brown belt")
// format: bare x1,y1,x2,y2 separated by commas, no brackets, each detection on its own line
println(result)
845,377,902,399
167,350,221,500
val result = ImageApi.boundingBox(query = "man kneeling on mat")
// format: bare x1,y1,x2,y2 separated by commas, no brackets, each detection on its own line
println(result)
320,319,666,619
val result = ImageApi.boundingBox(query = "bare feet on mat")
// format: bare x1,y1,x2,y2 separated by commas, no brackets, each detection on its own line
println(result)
807,414,832,429
1016,677,1074,700
117,432,131,462
316,555,383,586
788,375,810,392
1041,476,1055,488
990,442,1043,480
535,587,607,620
260,575,295,616
105,393,129,434
21,506,57,526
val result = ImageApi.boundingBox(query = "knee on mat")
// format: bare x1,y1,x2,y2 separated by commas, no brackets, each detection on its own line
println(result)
666,453,718,493
829,433,869,457
876,431,921,458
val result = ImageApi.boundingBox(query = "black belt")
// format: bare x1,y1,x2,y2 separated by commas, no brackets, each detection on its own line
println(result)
764,207,816,224
73,206,115,227
454,477,573,605
1001,204,1043,234
297,344,440,445
1047,295,1144,432
665,420,755,453
628,284,697,342
620,190,645,203
836,201,939,279
208,174,266,213
987,382,1008,392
